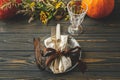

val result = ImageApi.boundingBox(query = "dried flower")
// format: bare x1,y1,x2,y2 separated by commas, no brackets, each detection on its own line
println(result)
55,1,63,9
30,2,35,8
40,11,48,24
1,0,68,24
17,0,67,24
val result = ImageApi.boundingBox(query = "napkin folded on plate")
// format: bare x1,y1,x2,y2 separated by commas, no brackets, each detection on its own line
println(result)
44,35,68,51
44,35,72,74
49,56,72,74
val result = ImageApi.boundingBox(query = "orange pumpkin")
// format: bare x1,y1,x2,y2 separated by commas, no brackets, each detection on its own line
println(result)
82,0,115,19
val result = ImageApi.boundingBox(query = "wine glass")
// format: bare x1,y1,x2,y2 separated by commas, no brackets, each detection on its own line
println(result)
67,0,88,35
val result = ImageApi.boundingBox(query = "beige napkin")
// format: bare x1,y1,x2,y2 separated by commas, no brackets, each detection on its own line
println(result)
44,35,68,51
49,56,72,74
44,35,72,74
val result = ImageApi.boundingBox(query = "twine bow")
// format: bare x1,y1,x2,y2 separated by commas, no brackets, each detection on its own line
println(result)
44,46,81,66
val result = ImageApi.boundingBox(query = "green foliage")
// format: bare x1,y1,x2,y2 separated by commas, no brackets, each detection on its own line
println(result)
17,0,68,24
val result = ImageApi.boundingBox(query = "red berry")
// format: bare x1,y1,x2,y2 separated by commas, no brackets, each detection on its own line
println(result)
16,0,22,4
0,0,21,20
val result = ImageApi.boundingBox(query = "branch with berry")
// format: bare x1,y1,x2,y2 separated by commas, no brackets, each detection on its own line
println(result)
0,0,21,19
0,0,69,24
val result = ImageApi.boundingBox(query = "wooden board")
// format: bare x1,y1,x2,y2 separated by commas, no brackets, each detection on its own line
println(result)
0,0,120,79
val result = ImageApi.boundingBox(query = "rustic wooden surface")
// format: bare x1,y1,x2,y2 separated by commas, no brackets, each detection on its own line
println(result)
0,0,120,80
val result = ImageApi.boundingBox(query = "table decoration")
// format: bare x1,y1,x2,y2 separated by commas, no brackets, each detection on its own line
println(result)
33,24,87,74
82,0,114,19
33,35,82,74
17,0,67,24
0,0,21,19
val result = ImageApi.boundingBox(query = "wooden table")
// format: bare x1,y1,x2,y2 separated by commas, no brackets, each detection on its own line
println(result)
0,1,120,80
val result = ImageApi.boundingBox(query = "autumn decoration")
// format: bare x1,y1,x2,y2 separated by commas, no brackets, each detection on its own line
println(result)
82,0,115,19
0,0,115,24
0,0,21,19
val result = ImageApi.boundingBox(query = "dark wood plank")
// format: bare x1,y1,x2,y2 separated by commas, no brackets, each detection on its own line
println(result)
0,33,119,51
0,71,120,80
0,20,120,34
0,52,120,72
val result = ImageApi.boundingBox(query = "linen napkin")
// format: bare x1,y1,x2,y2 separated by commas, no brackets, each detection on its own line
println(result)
44,35,72,74
44,35,68,51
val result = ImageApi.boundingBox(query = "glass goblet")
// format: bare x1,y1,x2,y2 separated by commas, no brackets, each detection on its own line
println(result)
67,0,88,35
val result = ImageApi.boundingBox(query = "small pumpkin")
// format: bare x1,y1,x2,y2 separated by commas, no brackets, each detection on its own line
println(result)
0,0,21,20
82,0,115,19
